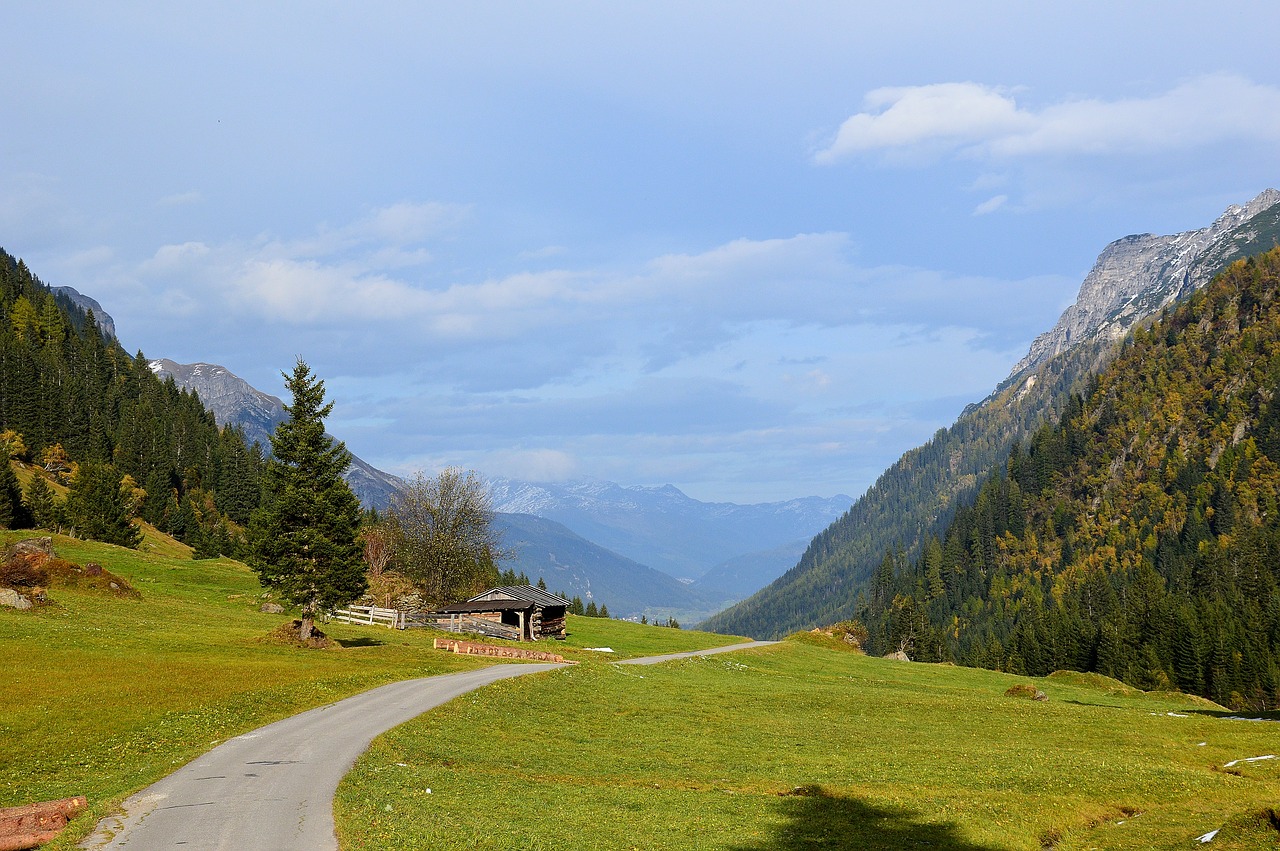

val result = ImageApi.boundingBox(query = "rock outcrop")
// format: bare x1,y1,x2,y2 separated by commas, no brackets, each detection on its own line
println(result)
1011,189,1280,378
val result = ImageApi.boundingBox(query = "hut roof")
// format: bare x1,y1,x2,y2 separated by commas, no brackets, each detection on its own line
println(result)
434,597,533,614
469,585,570,608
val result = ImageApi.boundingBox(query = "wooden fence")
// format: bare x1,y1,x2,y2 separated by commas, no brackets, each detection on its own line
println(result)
328,607,523,641
329,605,405,629
430,613,522,641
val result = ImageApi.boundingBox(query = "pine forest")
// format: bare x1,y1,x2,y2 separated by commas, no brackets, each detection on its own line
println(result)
859,248,1280,711
0,248,265,556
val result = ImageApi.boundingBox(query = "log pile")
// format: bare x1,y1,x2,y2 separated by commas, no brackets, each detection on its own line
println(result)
0,796,87,850
433,637,572,663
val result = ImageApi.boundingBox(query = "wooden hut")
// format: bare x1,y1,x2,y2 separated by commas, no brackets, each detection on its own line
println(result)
433,585,569,641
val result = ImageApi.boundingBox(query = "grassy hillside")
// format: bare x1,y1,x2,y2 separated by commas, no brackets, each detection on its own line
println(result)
0,530,742,847
336,640,1280,850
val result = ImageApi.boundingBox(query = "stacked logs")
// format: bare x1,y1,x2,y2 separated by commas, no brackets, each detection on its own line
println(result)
0,797,86,850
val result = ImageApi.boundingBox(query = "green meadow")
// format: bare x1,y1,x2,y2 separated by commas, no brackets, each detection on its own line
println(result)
336,633,1280,850
5,531,1280,849
0,532,739,847
0,532,486,846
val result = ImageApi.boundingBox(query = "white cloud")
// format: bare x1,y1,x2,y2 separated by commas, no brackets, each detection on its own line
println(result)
972,195,1007,216
132,211,1066,365
157,190,203,207
815,82,1031,164
349,201,471,245
816,74,1280,164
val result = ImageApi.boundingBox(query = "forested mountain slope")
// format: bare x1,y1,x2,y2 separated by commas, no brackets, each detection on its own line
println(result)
700,341,1109,636
704,193,1280,638
0,248,265,554
862,249,1280,710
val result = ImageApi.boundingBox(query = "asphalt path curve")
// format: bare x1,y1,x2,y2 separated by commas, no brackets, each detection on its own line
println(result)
80,640,772,850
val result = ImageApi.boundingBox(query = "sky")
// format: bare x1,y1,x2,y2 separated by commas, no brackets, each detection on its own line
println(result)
3,2,1279,503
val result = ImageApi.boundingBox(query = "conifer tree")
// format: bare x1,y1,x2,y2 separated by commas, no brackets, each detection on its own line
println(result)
248,360,366,640
65,461,140,547
0,460,28,529
24,474,57,530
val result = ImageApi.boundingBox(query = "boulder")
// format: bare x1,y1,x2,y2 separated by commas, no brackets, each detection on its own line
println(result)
4,537,52,559
259,602,285,614
0,589,32,610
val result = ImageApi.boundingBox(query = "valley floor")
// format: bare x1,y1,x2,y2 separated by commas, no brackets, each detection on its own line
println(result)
336,639,1280,850
4,532,1277,850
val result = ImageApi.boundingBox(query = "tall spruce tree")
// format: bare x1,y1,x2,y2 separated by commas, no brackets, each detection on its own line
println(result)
65,461,140,547
0,461,28,529
24,474,58,530
248,360,365,640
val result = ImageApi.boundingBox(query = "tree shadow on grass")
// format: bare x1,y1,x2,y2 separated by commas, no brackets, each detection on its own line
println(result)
725,785,1003,851
335,636,385,648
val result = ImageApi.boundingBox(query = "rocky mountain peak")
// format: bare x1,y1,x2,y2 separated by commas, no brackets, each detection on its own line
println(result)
1010,189,1280,378
51,285,117,340
149,358,285,449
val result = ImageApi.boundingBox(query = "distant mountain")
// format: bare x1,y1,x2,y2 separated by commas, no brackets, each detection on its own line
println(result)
487,478,851,585
147,361,844,609
51,285,117,339
148,358,405,509
704,189,1280,639
693,539,811,600
493,512,730,620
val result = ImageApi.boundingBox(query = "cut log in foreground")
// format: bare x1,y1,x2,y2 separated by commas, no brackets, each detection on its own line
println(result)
0,796,87,851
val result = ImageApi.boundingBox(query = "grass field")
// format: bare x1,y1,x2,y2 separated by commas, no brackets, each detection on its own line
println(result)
7,530,1280,849
335,634,1280,850
0,531,743,848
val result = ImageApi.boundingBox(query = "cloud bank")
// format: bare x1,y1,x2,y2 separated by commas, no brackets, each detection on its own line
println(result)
815,74,1280,164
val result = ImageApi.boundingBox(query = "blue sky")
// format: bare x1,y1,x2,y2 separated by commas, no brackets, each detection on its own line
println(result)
4,2,1279,502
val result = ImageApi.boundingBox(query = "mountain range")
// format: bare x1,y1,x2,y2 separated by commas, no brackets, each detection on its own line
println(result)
493,512,730,620
486,478,850,585
146,360,848,618
704,188,1280,638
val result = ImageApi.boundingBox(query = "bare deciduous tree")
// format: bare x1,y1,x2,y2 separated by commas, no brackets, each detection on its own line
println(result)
388,468,502,607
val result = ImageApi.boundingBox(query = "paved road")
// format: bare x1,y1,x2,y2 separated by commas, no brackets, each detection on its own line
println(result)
617,640,776,666
80,640,773,850
79,664,566,850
